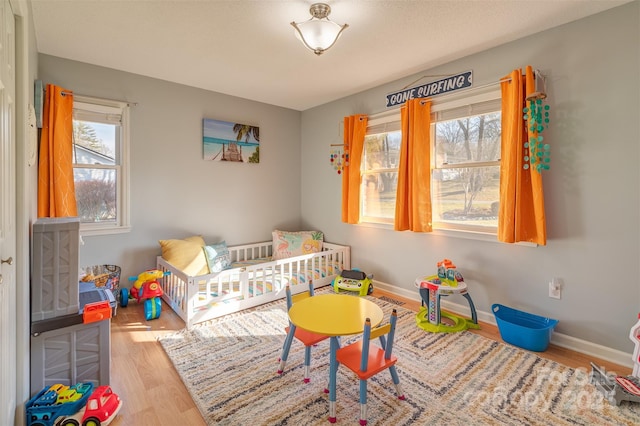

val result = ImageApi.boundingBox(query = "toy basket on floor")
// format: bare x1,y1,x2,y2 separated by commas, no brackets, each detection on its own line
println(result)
492,303,558,352
81,264,121,302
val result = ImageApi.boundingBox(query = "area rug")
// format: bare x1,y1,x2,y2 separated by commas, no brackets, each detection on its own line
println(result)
158,294,640,425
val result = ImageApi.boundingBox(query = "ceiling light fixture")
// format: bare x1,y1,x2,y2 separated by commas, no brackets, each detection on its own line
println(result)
291,3,348,56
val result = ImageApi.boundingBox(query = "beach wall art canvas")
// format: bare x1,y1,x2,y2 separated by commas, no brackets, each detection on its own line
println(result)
203,118,260,163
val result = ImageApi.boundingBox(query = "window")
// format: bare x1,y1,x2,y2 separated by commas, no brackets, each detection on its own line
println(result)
72,96,130,235
360,88,501,235
361,112,401,224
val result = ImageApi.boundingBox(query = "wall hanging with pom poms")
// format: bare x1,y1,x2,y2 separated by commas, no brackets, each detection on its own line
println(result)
329,144,349,174
523,70,551,172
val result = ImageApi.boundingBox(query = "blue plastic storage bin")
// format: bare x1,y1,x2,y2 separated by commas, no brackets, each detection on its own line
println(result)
492,304,558,352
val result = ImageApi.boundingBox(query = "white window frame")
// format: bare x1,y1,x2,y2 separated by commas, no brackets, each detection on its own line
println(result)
430,88,502,234
73,95,131,236
360,110,401,225
359,86,502,239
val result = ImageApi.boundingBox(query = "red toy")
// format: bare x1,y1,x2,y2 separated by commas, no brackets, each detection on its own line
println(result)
120,269,169,320
126,269,167,303
55,385,122,426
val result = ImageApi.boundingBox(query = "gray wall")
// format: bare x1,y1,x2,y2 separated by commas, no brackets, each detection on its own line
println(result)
36,3,638,354
38,55,303,282
300,2,639,353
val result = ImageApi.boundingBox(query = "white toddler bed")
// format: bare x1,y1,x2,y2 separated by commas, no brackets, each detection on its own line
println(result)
157,241,350,329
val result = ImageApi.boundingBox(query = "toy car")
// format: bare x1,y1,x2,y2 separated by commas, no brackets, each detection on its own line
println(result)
55,389,81,405
33,384,69,407
72,383,94,396
333,269,373,296
55,381,96,405
25,383,93,426
55,385,122,426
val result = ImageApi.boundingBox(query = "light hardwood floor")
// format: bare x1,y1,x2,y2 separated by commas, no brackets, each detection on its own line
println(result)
108,288,632,425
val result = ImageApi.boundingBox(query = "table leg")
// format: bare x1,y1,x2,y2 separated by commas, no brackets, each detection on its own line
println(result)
328,336,338,423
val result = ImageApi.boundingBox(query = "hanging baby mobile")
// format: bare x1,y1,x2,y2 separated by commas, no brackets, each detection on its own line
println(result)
329,144,349,174
522,70,551,172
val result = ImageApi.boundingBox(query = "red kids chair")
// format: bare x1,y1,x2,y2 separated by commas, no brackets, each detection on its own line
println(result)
277,282,329,383
336,309,405,425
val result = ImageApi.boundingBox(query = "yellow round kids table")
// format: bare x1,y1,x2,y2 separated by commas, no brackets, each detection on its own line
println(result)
288,293,384,423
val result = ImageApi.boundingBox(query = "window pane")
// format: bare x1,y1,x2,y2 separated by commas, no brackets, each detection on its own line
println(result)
363,131,401,171
362,171,398,220
359,89,501,235
73,121,117,165
74,168,117,223
434,112,501,166
72,96,129,234
431,166,499,227
362,130,401,222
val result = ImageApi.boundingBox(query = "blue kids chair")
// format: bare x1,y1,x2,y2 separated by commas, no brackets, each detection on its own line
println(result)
277,282,329,383
335,309,405,426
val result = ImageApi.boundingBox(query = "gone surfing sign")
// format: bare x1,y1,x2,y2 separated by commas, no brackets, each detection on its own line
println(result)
386,71,473,108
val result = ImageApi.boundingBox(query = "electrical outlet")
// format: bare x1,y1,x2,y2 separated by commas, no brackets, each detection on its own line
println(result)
549,278,562,299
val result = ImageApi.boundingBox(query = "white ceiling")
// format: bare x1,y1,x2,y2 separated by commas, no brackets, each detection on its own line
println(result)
31,0,631,111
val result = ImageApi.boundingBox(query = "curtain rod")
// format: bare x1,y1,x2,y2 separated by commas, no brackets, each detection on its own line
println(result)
43,86,138,107
329,69,544,144
62,91,138,107
368,73,531,118
401,74,460,90
403,73,518,91
399,68,545,100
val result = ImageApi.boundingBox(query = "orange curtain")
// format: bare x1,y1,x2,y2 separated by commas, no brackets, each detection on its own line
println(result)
498,66,546,245
341,114,368,223
394,98,432,232
37,84,78,218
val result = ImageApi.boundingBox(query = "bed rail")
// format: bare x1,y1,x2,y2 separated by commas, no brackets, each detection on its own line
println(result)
157,241,350,328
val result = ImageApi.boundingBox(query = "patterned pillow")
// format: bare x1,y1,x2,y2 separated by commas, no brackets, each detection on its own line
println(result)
272,230,324,260
158,235,209,276
203,241,232,273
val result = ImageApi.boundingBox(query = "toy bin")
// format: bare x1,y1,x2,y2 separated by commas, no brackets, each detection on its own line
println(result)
82,265,121,299
492,304,558,352
82,265,121,291
31,218,80,321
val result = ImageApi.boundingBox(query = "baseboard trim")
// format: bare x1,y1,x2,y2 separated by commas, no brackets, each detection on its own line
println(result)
373,280,633,369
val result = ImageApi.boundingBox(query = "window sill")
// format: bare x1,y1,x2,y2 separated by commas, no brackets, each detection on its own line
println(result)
356,221,537,247
80,225,131,237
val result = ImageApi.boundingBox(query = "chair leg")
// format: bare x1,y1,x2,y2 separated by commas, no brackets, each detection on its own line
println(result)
389,366,406,400
359,379,368,426
278,325,296,374
303,346,312,383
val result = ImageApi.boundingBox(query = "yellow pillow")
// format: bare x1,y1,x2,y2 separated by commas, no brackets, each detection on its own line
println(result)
159,235,209,276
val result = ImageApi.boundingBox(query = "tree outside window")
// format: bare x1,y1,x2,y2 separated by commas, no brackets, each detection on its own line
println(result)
72,97,130,234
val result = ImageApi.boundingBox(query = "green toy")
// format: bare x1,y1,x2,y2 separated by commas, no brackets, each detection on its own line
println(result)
333,269,373,296
415,259,479,333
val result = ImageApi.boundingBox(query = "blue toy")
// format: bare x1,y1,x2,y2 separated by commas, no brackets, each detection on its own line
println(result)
25,382,95,426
